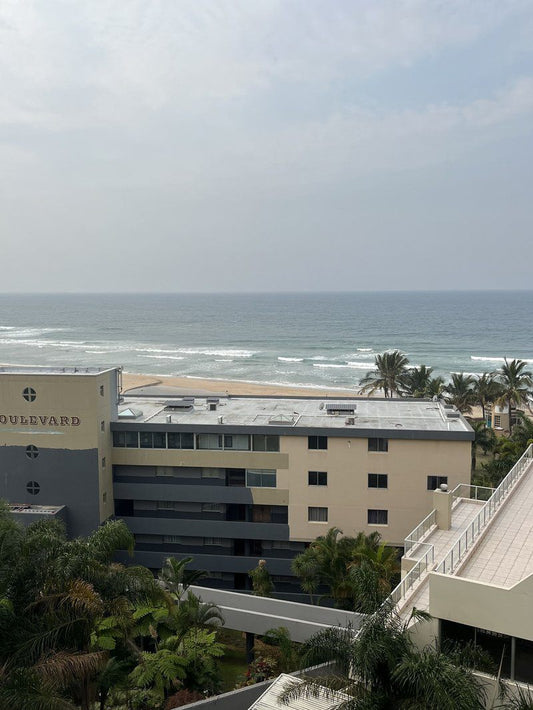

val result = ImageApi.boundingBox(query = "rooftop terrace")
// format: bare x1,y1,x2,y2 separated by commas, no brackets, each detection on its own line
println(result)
118,394,473,437
0,365,117,375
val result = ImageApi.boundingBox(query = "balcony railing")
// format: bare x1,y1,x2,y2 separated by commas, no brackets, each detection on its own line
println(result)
404,509,436,557
436,443,533,575
388,543,434,607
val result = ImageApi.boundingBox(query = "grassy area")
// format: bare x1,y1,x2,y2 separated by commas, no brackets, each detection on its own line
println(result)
216,628,248,691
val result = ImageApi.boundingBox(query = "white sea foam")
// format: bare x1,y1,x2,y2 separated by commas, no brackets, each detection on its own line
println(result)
314,361,375,370
357,348,372,352
135,346,255,358
471,356,533,364
309,355,328,361
145,355,185,361
278,357,304,362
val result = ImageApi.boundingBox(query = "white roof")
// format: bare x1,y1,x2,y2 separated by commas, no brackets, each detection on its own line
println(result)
249,673,351,710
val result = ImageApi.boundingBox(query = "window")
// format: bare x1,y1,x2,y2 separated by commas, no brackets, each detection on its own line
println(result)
204,537,224,546
201,503,224,513
25,445,39,459
494,415,501,427
100,385,104,396
308,471,327,486
427,475,448,491
368,509,388,525
368,473,388,489
156,467,174,477
22,387,36,402
113,431,125,447
163,535,183,544
26,481,40,495
100,420,105,432
368,437,388,452
308,506,328,522
246,469,277,487
140,432,153,448
125,431,138,448
252,434,280,452
101,457,106,469
168,432,194,449
102,492,107,503
308,435,327,450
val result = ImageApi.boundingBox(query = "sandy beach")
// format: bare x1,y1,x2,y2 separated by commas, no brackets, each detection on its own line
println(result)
121,371,357,398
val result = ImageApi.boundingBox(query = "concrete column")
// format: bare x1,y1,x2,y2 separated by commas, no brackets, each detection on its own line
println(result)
245,632,255,664
433,487,452,531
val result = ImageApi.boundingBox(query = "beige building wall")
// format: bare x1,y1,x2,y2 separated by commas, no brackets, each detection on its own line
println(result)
429,572,533,641
282,436,471,545
0,369,119,524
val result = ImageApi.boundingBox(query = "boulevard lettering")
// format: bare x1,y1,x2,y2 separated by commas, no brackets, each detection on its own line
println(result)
0,415,80,426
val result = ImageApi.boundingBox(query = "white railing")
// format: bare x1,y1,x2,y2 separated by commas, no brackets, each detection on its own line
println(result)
436,444,533,575
404,509,436,556
450,483,494,504
389,544,434,606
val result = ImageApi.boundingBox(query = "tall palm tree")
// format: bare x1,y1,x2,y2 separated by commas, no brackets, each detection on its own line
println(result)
444,373,477,414
495,359,533,434
426,375,446,399
473,372,502,423
360,351,409,398
401,364,433,398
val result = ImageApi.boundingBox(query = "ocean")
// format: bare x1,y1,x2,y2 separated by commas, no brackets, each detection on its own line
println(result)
0,292,531,390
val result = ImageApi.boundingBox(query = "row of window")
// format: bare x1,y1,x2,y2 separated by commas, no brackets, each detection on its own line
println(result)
308,472,448,491
113,431,392,452
113,431,280,451
308,507,389,525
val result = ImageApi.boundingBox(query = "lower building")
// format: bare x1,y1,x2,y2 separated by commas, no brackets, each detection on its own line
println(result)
0,366,473,597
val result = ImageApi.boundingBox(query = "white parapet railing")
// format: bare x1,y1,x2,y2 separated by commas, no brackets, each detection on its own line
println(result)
450,483,494,505
436,444,533,575
389,543,434,607
404,509,437,557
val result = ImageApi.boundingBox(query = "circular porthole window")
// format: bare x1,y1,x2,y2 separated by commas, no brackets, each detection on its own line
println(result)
22,387,37,402
26,481,40,495
25,445,39,459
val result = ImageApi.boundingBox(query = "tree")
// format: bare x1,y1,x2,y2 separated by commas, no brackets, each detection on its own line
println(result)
402,364,433,398
444,373,477,414
359,351,409,398
495,359,533,434
468,420,496,471
249,559,274,597
282,606,488,710
473,373,502,423
426,375,446,399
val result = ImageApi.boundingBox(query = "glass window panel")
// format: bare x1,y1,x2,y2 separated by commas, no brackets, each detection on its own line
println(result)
125,431,139,448
140,432,153,448
153,432,167,448
113,431,125,447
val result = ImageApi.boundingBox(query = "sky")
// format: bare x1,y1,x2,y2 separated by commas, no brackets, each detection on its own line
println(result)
1,0,533,293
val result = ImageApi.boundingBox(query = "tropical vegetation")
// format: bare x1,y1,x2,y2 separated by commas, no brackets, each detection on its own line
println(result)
0,508,227,710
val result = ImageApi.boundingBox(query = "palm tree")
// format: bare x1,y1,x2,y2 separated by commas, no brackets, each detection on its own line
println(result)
495,359,533,434
444,373,477,414
282,606,487,709
427,375,446,399
473,372,502,423
360,351,409,398
468,420,497,471
402,364,433,398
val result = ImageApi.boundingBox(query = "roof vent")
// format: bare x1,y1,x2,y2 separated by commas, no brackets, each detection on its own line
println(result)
446,410,461,419
164,400,193,412
218,415,224,424
326,403,356,415
207,397,220,404
345,417,355,425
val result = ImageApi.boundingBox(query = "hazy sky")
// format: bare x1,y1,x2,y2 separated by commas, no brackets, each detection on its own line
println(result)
1,1,532,292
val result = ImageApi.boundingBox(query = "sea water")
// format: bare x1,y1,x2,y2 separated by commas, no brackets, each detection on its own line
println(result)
0,292,531,390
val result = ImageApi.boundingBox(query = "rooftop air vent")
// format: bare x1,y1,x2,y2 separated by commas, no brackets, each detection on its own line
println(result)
164,400,194,412
345,417,355,425
326,403,356,415
207,397,220,403
446,410,461,419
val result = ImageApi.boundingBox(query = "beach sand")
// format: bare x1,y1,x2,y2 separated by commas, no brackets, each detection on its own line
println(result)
121,372,356,398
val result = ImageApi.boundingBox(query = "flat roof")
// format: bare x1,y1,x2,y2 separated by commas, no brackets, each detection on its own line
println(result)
0,365,118,376
115,394,473,438
9,503,65,515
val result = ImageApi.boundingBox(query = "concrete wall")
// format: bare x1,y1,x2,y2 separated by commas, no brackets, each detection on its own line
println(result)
429,572,533,642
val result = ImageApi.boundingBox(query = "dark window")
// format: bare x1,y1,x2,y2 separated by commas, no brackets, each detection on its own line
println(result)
368,437,388,452
115,499,134,516
368,509,388,525
113,431,125,447
25,445,39,459
246,469,276,487
252,434,280,452
100,420,105,432
140,432,153,448
26,481,40,495
153,432,166,448
308,506,328,522
100,385,104,396
308,436,327,450
125,431,138,448
101,457,106,468
224,435,233,448
22,387,36,402
168,432,195,449
368,473,388,489
308,471,328,486
427,475,448,490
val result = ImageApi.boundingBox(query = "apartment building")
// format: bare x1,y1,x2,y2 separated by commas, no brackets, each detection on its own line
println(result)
0,366,473,596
